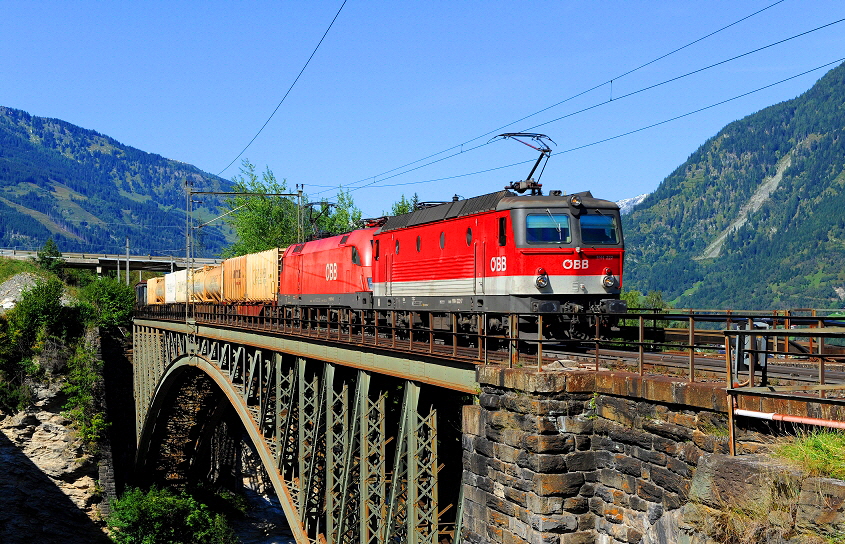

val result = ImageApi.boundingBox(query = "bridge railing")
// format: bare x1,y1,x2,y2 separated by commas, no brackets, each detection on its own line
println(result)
135,304,845,387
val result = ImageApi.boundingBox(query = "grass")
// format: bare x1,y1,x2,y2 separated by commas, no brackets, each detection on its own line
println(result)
0,256,44,284
776,430,845,480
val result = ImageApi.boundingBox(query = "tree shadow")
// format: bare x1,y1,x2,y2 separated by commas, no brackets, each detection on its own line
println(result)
0,431,112,544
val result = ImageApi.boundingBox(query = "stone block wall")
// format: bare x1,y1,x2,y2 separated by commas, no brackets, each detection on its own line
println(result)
460,367,767,544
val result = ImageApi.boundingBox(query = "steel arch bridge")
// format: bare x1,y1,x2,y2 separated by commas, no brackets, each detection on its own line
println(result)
133,319,477,544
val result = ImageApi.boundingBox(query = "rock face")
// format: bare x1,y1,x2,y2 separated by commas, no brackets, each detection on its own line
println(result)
0,382,110,543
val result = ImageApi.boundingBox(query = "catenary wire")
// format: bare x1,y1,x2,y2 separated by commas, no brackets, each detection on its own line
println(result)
351,58,845,191
327,18,844,195
522,17,845,133
324,0,788,192
216,0,348,176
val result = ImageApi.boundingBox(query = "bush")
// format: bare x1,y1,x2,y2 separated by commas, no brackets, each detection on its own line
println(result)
6,277,65,355
80,277,136,328
62,343,109,448
107,487,237,544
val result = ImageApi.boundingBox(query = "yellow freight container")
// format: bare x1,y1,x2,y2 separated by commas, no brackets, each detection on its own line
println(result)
244,248,280,302
193,264,223,302
147,276,165,304
223,255,247,302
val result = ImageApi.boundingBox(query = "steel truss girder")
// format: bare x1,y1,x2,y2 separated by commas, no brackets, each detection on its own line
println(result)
134,324,441,544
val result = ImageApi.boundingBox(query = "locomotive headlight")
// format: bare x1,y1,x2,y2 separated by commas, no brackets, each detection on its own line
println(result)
569,195,582,207
535,267,550,289
602,274,618,289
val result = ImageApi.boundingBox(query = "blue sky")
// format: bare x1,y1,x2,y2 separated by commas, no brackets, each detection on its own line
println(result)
3,1,844,217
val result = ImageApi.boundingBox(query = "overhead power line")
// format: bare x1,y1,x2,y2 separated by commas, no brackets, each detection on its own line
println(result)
351,57,845,192
217,0,349,177
323,0,788,193
523,16,845,133
331,17,844,195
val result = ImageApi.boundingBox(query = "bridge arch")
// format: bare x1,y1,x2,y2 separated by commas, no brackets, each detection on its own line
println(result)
132,322,455,544
136,352,304,541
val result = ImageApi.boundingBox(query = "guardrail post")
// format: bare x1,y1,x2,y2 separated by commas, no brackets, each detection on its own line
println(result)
537,315,543,370
638,315,644,375
688,315,695,382
724,332,736,456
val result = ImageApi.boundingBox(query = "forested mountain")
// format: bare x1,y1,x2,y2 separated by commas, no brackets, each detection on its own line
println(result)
0,107,232,257
623,61,845,310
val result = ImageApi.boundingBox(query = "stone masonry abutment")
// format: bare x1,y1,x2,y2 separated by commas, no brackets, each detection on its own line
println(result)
460,367,845,544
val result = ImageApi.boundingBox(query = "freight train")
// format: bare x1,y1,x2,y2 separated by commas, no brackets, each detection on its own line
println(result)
140,184,626,341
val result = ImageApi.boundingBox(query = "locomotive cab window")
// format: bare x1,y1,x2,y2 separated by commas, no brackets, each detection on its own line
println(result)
351,246,361,265
579,214,619,244
374,240,380,260
466,227,473,245
525,214,571,244
395,240,400,254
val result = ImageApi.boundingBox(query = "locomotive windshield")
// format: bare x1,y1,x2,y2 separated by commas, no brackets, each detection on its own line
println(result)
525,213,571,244
579,214,619,244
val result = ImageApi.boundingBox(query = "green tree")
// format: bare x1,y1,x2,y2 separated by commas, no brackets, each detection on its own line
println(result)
107,487,237,544
222,160,363,256
62,343,108,448
643,290,668,310
222,160,300,257
0,315,29,412
33,238,65,274
80,276,136,328
310,187,363,237
387,193,420,216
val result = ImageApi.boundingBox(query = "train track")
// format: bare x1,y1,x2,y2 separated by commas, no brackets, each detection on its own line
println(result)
541,346,845,386
139,308,845,389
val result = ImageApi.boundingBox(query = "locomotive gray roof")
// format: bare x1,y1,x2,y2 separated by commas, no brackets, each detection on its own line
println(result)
379,189,619,232
380,190,514,232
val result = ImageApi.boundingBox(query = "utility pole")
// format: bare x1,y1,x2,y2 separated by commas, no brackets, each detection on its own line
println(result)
186,179,193,325
125,237,130,285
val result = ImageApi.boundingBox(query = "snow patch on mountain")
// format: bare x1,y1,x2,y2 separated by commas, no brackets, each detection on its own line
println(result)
616,193,648,215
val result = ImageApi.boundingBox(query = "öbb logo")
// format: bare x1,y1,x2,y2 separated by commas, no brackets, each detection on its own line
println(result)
562,259,589,270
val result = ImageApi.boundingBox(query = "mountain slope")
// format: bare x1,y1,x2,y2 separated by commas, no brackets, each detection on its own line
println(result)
0,107,232,256
622,62,845,310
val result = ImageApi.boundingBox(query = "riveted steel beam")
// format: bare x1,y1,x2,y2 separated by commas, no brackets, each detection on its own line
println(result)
134,321,456,544
135,319,477,394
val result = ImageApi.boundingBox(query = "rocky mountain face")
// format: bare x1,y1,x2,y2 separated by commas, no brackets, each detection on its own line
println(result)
0,106,232,257
622,61,845,310
0,381,111,543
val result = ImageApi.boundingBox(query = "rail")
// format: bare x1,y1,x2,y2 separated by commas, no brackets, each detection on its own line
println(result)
135,304,845,379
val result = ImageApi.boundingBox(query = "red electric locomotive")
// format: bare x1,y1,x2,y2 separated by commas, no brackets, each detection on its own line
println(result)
369,185,626,339
266,134,627,340
279,227,377,308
